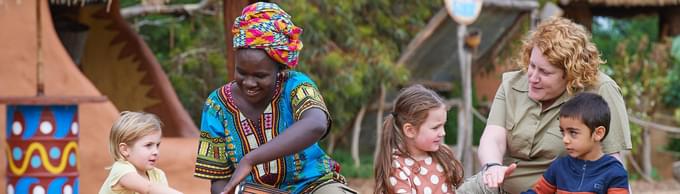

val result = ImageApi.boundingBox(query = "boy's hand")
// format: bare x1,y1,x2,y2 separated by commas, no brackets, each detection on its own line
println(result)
482,163,517,188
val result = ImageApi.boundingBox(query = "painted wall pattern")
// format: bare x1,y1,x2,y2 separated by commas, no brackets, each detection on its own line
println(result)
5,105,79,194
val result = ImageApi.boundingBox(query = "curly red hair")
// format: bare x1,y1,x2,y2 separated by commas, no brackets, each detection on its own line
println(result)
518,17,603,94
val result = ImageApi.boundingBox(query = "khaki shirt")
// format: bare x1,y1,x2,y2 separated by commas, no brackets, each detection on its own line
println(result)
486,71,632,194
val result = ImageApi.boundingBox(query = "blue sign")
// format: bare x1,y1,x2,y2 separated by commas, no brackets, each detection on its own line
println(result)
445,0,483,25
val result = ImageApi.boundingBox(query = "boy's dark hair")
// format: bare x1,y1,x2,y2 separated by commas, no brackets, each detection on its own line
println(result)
560,92,611,140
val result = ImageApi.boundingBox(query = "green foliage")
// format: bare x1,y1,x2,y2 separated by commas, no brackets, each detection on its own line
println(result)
124,0,227,125
662,36,680,107
593,16,672,154
329,149,374,178
279,0,441,134
664,36,680,157
593,16,659,73
629,167,661,181
124,0,447,138
444,85,486,146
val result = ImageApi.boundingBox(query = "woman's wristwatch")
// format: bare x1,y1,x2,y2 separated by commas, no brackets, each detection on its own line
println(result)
482,162,502,172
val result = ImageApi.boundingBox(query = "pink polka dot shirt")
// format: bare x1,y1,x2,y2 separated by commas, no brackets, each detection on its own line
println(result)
389,154,455,194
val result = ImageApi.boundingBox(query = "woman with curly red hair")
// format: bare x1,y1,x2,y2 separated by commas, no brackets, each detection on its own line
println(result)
456,17,632,194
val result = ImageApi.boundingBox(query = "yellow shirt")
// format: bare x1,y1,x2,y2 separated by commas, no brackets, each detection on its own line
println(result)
486,71,632,194
98,161,168,194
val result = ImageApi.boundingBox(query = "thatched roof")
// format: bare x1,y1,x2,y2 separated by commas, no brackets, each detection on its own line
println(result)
398,1,538,86
562,0,680,6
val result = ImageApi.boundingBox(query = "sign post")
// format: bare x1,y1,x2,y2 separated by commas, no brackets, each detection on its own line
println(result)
444,0,482,176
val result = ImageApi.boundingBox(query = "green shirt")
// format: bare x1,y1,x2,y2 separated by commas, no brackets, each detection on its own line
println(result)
486,71,632,194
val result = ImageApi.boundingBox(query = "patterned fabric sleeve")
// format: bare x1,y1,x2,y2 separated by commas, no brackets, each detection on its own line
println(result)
194,95,233,180
290,82,332,136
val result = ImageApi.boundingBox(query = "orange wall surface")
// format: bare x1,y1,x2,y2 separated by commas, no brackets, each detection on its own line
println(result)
0,1,208,193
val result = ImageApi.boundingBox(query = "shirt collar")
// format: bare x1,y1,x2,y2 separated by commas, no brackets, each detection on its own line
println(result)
510,71,571,112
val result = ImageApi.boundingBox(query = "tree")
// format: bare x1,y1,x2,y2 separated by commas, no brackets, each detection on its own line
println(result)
123,0,443,153
594,16,676,180
122,0,227,125
279,0,441,151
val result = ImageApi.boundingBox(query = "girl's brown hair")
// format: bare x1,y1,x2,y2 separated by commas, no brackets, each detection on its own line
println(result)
373,84,463,194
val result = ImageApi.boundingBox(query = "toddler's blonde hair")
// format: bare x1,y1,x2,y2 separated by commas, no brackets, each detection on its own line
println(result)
108,111,162,161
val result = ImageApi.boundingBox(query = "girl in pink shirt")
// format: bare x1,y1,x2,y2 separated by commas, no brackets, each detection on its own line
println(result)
374,84,464,194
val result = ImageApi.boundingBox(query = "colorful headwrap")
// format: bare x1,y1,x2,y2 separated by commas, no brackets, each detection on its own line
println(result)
232,2,303,68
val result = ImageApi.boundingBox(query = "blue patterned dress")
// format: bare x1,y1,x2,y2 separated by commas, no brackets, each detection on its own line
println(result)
193,71,343,193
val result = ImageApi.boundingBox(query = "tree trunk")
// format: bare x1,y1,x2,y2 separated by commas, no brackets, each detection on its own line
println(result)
642,127,653,179
351,105,367,167
374,84,386,161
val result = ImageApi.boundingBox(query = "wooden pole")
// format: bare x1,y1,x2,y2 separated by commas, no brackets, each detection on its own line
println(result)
351,105,367,167
224,1,244,81
36,0,44,96
374,84,386,161
224,0,262,81
456,24,474,175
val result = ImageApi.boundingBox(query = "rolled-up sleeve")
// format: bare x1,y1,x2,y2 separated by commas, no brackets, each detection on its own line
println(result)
194,94,233,180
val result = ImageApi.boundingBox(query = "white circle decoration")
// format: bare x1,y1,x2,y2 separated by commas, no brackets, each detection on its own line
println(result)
399,171,407,180
33,186,45,194
431,175,439,184
442,184,448,192
404,158,414,166
425,157,432,165
7,184,14,194
64,185,73,194
12,121,22,135
71,122,79,135
40,121,53,134
393,160,401,168
403,166,411,175
420,167,428,175
413,176,421,186
390,177,397,186
424,187,432,194
436,164,444,172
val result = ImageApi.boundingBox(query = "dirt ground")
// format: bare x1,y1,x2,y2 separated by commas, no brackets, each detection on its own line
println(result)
347,178,680,194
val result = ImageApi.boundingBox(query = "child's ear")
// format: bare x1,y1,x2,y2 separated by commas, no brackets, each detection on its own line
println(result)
593,126,606,142
119,143,130,158
403,123,417,138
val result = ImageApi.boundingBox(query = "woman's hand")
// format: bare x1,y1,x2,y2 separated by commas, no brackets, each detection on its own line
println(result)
220,157,254,194
482,163,517,188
